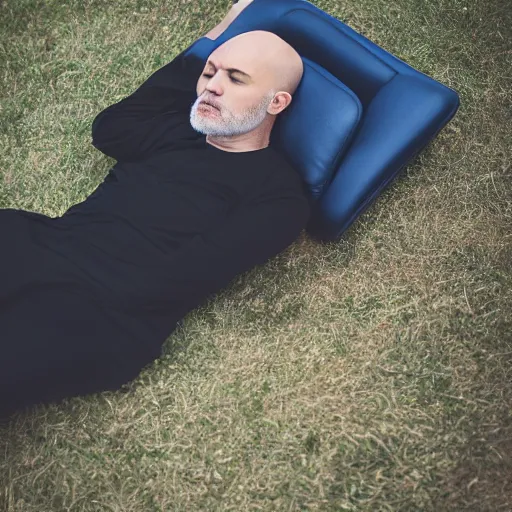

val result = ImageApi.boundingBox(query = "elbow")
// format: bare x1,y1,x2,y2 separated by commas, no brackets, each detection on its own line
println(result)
90,107,124,154
90,114,127,160
91,113,108,150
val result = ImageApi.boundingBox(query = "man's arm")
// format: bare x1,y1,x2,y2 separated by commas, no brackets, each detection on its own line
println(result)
90,46,204,162
91,1,255,162
204,1,255,40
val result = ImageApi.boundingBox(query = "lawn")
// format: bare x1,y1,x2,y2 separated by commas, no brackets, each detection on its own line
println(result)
0,0,511,510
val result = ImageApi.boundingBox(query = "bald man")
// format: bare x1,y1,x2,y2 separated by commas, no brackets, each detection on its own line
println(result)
192,30,304,152
0,3,309,418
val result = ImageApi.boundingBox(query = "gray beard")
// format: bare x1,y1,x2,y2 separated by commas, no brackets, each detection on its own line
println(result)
189,91,275,137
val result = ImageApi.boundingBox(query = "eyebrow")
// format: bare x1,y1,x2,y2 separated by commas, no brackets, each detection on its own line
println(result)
206,59,252,80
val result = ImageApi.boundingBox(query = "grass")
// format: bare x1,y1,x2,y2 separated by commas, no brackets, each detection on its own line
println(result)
1,0,511,510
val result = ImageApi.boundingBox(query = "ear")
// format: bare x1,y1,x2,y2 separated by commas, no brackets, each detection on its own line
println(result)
268,91,292,115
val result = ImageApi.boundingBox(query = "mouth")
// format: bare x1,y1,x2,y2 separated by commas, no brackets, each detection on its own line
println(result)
200,101,220,111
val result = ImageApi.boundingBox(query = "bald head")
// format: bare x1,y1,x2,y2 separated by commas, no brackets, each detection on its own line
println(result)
215,30,304,97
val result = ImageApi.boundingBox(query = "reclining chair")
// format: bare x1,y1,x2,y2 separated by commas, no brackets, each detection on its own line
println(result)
184,0,460,242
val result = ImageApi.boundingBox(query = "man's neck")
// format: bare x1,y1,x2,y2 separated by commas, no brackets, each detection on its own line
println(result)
206,135,269,153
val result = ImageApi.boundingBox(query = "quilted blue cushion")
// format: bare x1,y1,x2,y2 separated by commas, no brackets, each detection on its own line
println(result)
269,57,362,199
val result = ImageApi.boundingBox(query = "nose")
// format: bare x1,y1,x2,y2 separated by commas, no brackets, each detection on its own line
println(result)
204,80,222,97
202,70,226,94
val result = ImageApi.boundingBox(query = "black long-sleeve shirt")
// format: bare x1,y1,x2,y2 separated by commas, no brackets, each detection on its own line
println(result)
0,39,311,415
2,39,310,338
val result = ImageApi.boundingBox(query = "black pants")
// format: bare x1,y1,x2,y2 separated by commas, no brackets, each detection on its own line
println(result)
0,286,160,418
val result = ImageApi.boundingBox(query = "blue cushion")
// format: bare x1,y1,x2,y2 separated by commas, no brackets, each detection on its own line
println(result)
184,0,460,241
270,58,362,199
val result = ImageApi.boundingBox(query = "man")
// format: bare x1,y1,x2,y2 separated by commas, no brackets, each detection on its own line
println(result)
0,1,308,418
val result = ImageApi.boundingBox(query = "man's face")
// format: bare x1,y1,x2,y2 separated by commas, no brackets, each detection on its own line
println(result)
189,52,275,137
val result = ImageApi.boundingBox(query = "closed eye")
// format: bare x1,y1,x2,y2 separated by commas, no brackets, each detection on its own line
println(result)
202,73,242,84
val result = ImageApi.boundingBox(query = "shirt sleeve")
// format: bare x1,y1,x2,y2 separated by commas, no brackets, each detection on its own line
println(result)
133,187,311,315
91,47,206,162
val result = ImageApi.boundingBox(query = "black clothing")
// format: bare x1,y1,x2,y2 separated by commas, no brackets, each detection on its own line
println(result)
0,44,310,417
